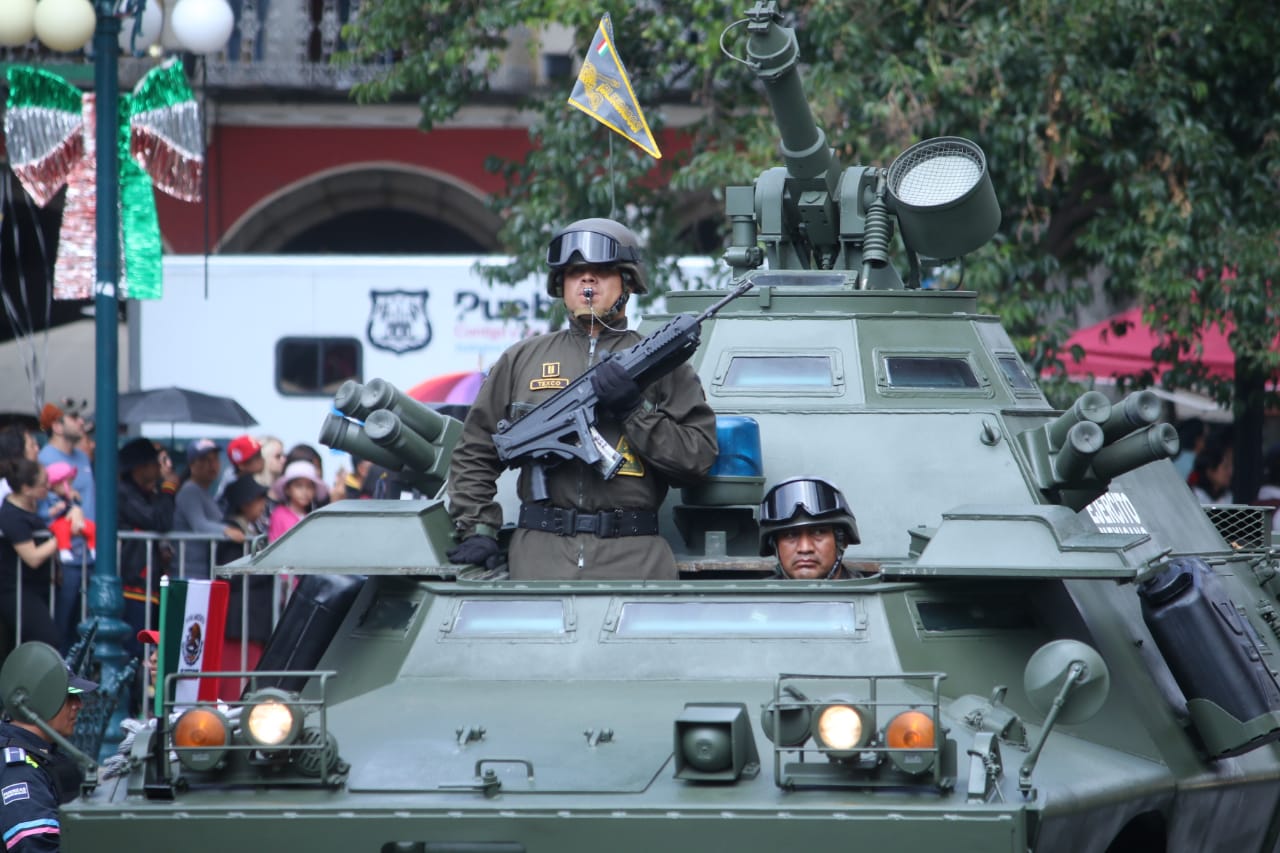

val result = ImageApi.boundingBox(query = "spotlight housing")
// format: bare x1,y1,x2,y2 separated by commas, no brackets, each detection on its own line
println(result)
886,136,1000,260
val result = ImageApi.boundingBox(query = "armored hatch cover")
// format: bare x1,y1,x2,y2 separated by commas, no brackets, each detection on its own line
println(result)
226,500,456,575
884,504,1154,580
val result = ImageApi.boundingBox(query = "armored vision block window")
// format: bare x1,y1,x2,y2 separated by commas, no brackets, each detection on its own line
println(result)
883,356,978,389
613,601,862,639
448,599,568,636
724,355,834,388
997,356,1037,391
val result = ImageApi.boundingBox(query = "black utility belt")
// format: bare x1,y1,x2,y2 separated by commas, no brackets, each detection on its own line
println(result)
517,504,659,538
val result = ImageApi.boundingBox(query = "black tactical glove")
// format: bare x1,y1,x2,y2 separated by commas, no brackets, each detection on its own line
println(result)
590,356,642,417
446,534,502,570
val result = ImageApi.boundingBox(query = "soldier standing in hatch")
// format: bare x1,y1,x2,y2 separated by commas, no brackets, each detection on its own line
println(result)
0,654,97,852
446,218,717,580
758,477,868,580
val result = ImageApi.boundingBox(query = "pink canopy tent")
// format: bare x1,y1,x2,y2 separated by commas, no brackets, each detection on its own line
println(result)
1059,308,1237,381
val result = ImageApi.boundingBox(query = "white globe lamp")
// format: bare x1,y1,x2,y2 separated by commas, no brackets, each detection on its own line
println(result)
169,0,233,54
119,0,163,52
32,0,96,52
0,0,37,47
159,0,183,49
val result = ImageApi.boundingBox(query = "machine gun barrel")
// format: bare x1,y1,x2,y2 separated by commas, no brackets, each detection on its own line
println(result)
744,2,835,189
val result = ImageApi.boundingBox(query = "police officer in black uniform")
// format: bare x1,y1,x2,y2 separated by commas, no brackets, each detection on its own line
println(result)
0,658,97,852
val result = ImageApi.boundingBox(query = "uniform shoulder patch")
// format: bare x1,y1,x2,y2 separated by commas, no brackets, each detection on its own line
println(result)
615,436,645,477
1,782,29,804
3,747,25,765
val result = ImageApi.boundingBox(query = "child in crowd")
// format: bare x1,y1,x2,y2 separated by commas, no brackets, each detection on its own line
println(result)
267,460,326,543
45,461,94,567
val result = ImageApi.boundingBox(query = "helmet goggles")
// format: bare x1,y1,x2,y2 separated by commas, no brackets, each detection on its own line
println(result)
760,477,851,525
546,229,641,269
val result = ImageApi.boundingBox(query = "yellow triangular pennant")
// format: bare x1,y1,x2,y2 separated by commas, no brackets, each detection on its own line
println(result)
566,13,662,159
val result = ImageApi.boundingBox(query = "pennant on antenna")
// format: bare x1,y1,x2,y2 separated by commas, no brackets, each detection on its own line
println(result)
567,13,662,159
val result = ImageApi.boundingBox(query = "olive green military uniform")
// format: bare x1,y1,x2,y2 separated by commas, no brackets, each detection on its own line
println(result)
448,322,717,580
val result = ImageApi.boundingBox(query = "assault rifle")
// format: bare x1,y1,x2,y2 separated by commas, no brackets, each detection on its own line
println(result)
492,278,753,501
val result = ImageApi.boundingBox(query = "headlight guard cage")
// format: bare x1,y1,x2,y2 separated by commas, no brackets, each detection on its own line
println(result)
766,671,956,791
158,669,343,788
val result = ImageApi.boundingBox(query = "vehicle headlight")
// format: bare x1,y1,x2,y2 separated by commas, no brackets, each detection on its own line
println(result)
172,706,231,771
885,709,937,774
810,698,872,760
242,688,302,748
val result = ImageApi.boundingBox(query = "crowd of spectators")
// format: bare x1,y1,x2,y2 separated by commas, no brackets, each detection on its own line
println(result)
0,399,385,686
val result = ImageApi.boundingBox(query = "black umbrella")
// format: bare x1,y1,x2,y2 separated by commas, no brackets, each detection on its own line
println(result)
117,386,258,427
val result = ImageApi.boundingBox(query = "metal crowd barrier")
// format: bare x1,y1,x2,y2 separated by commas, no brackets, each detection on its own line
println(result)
6,530,280,657
116,529,279,626
8,530,59,651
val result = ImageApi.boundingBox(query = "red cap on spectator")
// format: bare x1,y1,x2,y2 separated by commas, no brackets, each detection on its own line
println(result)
227,435,262,465
137,629,160,645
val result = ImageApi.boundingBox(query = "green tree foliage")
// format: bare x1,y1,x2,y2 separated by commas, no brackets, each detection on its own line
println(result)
346,0,1280,498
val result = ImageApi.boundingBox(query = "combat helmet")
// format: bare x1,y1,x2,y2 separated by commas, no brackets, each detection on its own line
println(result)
545,217,648,296
758,476,860,557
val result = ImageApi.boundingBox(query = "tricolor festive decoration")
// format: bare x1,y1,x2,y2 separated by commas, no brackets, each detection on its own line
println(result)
4,59,203,300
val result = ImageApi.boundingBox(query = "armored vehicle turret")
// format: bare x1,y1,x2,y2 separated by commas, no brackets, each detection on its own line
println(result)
63,4,1280,851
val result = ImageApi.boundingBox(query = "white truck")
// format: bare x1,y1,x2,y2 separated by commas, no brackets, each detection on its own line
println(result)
134,255,553,454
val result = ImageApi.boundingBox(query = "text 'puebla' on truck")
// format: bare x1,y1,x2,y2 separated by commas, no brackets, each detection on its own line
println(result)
35,2,1280,852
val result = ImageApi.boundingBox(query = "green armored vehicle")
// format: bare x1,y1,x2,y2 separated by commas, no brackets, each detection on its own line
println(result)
43,3,1280,851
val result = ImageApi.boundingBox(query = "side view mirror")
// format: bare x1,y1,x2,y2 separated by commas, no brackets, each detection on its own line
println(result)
1023,639,1110,725
1017,639,1110,795
0,641,72,722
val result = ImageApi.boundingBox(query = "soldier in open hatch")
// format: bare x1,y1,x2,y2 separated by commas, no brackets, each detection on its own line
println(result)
759,477,865,580
446,218,717,580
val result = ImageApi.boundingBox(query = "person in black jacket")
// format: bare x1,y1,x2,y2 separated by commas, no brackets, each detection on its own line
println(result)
0,460,60,648
117,438,178,661
215,474,273,700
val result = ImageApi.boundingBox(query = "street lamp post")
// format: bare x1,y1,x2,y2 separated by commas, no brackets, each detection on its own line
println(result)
88,2,130,753
14,0,234,754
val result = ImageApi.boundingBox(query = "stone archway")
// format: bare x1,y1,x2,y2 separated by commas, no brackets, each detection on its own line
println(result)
217,163,503,253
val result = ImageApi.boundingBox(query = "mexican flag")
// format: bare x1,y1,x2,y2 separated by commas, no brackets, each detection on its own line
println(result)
155,576,230,715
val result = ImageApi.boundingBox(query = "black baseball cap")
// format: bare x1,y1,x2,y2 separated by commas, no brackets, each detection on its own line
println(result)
65,664,98,695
